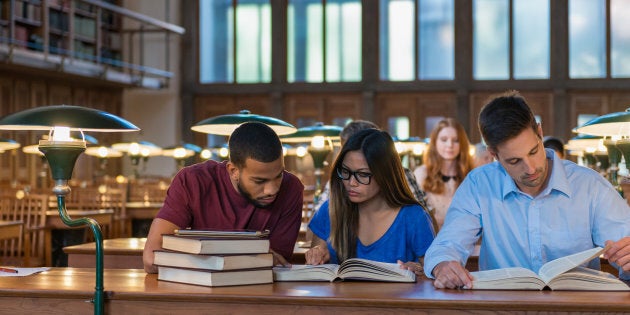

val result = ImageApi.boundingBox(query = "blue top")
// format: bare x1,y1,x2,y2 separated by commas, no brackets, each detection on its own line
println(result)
309,202,435,264
424,149,630,280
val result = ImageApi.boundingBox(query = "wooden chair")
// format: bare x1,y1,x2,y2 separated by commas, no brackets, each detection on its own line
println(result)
101,187,128,238
0,193,48,267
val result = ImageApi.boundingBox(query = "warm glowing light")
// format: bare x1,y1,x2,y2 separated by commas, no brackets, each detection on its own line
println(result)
173,147,187,159
200,148,212,160
51,126,72,141
140,148,151,157
129,142,140,155
311,136,326,149
97,146,109,158
115,175,126,184
296,146,307,157
15,190,25,199
469,147,476,156
98,185,107,194
395,142,406,154
412,144,425,156
219,147,229,158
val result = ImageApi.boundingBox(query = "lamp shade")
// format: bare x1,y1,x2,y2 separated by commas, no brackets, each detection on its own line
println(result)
280,122,343,143
0,138,20,152
573,109,630,136
0,105,139,132
191,110,297,136
565,134,603,153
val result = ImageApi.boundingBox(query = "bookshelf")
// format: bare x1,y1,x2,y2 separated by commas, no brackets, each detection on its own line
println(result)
0,0,120,62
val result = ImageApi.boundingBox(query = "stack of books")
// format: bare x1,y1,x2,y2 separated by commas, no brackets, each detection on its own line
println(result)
155,230,274,287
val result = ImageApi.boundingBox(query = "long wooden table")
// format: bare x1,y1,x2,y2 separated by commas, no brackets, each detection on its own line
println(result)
64,238,145,269
44,209,114,266
0,268,628,314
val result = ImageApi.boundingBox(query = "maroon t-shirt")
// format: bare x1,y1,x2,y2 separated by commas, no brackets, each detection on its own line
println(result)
156,160,304,260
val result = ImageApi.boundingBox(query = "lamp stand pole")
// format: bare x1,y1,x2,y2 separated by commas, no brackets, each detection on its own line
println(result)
40,142,105,315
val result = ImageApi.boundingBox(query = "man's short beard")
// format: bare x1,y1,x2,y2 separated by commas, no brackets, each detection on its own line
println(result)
237,181,272,208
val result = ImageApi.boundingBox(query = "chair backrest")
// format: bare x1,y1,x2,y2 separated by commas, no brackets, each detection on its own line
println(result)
0,193,48,266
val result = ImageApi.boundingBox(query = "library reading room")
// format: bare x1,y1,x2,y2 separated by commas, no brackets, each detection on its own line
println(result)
0,0,630,314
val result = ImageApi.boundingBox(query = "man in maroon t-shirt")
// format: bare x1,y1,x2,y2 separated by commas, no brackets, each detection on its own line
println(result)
143,122,304,273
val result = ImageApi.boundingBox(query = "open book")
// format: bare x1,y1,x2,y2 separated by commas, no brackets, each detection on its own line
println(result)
273,258,415,283
469,246,629,291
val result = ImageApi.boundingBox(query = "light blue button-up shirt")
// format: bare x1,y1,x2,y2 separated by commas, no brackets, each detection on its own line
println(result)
424,149,630,280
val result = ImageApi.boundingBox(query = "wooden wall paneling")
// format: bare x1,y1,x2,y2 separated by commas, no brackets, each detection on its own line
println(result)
30,82,48,107
48,85,73,105
609,93,630,114
283,94,325,127
0,79,14,183
374,94,418,137
520,92,554,139
569,93,609,134
322,94,362,124
416,93,458,138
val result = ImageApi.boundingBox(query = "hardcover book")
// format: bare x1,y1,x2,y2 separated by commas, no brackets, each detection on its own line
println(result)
272,258,416,283
468,246,629,291
161,234,270,255
154,250,273,271
158,266,273,287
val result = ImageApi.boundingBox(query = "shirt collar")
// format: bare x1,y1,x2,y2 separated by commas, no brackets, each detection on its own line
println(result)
500,148,572,199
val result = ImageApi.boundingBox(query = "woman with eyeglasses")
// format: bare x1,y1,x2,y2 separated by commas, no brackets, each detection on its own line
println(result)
305,128,435,276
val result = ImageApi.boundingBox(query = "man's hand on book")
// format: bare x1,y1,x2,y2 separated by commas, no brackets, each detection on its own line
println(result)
604,238,630,272
432,261,473,289
305,245,330,265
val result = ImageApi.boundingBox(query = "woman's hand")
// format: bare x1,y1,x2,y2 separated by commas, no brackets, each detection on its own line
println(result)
398,260,425,278
305,245,330,265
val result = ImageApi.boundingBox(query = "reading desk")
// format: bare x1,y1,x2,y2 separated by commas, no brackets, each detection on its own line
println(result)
0,268,628,314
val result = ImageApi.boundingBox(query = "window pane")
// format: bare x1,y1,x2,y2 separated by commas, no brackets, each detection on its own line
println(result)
388,117,410,140
199,0,233,83
569,0,606,78
288,0,324,82
418,0,454,80
513,0,549,79
379,0,415,81
611,0,630,78
326,0,362,82
236,0,271,83
473,0,509,80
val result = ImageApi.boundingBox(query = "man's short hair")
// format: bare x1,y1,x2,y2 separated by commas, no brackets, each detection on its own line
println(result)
228,122,283,168
478,91,539,150
340,120,379,145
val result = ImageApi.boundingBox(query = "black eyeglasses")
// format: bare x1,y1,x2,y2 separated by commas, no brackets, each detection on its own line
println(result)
336,167,373,185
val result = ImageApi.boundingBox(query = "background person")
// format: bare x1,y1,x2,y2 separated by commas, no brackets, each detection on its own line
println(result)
414,118,474,230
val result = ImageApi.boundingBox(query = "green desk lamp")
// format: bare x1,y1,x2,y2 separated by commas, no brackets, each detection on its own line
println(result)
0,105,139,315
281,123,343,206
191,109,297,136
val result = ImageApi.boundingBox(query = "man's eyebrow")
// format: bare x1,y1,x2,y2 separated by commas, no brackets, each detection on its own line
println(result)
251,170,283,181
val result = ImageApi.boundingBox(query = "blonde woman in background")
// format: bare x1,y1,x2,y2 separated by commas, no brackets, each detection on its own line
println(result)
414,118,474,230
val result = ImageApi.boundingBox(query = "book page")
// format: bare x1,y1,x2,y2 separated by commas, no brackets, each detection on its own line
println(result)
538,247,604,284
272,264,340,282
548,266,630,291
338,258,415,282
469,267,544,290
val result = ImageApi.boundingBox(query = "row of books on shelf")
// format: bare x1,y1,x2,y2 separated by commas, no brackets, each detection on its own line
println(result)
156,231,629,290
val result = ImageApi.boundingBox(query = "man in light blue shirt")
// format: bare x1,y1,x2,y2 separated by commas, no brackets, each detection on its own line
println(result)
424,91,630,289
